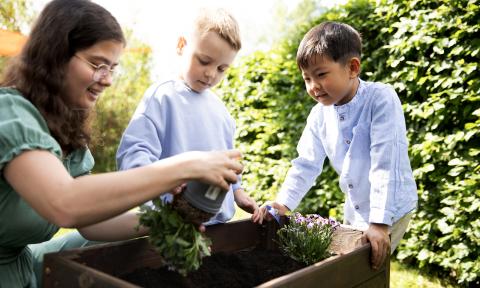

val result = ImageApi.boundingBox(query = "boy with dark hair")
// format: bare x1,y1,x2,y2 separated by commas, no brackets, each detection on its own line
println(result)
253,21,418,270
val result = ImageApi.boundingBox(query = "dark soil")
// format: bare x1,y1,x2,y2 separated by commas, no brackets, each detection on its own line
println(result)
120,247,306,288
172,193,214,225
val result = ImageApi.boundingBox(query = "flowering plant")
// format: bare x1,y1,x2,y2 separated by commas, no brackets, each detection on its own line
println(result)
277,212,340,265
138,198,212,276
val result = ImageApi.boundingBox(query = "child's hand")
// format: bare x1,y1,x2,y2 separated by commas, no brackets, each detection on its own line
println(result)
234,189,258,214
171,183,187,195
252,201,289,224
361,223,390,270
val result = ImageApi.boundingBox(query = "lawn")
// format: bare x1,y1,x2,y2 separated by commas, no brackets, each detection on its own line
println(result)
390,261,453,288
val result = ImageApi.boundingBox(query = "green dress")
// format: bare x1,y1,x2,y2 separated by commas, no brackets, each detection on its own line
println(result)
0,88,94,287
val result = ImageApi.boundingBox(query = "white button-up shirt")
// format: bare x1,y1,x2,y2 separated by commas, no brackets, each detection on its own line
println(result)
277,79,418,228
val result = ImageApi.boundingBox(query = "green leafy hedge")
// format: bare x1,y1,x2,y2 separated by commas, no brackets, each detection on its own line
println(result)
372,1,479,285
221,0,479,285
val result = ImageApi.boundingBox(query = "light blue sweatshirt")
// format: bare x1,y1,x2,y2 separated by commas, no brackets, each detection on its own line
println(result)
117,80,241,225
277,79,418,228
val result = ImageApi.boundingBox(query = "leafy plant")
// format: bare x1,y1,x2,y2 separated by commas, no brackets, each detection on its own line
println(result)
138,199,212,276
277,212,339,265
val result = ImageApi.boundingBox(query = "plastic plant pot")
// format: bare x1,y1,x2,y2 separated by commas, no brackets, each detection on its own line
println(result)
182,181,228,214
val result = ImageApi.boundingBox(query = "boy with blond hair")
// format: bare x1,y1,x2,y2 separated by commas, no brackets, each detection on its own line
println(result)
117,8,257,225
253,22,418,270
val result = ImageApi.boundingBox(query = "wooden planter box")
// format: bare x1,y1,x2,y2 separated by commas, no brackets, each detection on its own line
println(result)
43,219,389,287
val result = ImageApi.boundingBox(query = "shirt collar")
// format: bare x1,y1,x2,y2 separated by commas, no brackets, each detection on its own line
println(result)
334,78,365,112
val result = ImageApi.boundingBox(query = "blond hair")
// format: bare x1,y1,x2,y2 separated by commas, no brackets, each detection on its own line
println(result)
193,8,242,51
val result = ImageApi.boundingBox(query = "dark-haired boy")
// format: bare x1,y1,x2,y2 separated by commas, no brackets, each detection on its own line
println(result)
254,21,418,270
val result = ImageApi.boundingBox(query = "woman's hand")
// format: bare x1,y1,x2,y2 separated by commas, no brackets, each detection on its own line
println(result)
182,150,243,191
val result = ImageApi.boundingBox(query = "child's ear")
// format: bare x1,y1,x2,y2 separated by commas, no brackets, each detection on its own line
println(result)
176,36,187,55
348,57,361,78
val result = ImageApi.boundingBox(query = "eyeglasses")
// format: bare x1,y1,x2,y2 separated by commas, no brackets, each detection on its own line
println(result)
74,55,116,82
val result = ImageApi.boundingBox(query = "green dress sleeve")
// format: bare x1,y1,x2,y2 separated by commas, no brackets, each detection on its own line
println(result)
0,88,62,170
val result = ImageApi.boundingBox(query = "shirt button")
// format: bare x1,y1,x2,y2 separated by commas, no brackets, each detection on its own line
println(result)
348,184,354,189
339,116,345,121
345,139,351,144
355,205,359,209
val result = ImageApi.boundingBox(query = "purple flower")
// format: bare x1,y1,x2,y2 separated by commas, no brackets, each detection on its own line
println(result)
277,211,335,265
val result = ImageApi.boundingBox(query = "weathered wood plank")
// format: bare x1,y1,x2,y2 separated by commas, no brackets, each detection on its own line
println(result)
44,253,140,288
258,245,388,288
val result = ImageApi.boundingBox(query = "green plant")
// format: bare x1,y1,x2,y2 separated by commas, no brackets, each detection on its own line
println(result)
277,212,338,265
138,199,212,276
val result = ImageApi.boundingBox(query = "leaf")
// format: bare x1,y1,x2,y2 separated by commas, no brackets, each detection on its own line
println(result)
448,158,469,166
437,218,454,234
417,249,430,261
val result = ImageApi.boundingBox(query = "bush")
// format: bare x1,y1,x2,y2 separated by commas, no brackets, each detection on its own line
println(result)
371,1,480,285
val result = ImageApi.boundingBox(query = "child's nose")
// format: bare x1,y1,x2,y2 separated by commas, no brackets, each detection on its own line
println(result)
311,81,321,90
309,82,321,94
204,67,215,79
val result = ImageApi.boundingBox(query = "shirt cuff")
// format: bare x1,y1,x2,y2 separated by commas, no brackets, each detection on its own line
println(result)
369,207,395,226
276,190,301,211
231,182,242,192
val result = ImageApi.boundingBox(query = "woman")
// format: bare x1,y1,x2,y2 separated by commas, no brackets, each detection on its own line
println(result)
0,0,242,286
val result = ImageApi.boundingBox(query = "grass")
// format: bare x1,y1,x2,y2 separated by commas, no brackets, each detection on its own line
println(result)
54,207,453,288
390,261,454,288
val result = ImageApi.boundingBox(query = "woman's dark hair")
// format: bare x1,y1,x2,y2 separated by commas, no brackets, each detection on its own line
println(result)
1,0,125,151
296,21,362,70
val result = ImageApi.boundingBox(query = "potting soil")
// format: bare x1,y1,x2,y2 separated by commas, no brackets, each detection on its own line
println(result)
120,247,306,288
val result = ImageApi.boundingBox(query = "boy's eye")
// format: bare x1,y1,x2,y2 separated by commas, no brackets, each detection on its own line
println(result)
198,58,209,65
218,67,226,73
317,72,326,77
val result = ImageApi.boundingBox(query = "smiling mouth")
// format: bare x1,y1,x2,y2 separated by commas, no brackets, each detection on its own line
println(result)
87,88,102,99
198,80,211,87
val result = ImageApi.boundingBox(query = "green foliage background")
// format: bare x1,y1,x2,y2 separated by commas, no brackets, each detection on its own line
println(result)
0,0,33,75
0,0,33,31
220,0,479,285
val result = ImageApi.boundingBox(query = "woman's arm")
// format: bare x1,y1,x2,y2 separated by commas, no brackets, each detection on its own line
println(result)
4,149,242,229
78,210,147,241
